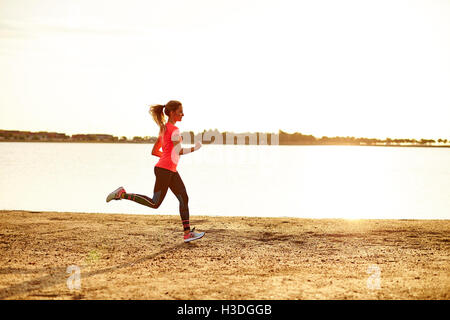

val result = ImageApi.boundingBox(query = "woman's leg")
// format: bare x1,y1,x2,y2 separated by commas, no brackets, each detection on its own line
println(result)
121,167,173,209
168,171,190,234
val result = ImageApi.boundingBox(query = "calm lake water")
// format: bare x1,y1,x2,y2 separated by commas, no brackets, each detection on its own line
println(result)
0,142,449,219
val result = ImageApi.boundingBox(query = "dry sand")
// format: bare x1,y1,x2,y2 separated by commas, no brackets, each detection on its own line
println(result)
0,210,449,300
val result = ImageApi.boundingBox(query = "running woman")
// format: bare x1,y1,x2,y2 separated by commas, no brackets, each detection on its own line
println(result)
106,100,205,243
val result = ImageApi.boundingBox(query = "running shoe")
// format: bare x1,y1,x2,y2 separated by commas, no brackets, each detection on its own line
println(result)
106,186,126,202
183,227,205,243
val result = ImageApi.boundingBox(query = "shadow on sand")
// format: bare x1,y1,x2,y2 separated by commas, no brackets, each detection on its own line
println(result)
0,242,193,299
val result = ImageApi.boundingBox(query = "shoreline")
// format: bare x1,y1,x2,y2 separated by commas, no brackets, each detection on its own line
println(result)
1,210,449,300
1,141,450,148
2,209,449,221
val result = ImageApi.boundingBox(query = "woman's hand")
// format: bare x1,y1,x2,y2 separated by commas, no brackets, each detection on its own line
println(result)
152,150,163,158
179,141,202,155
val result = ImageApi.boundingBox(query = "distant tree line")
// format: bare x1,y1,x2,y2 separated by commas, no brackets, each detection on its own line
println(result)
276,130,447,146
0,129,448,147
183,129,447,146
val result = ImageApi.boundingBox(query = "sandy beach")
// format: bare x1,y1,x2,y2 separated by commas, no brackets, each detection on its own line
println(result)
0,210,448,300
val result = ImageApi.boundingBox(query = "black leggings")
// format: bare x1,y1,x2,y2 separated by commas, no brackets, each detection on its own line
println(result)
122,167,189,223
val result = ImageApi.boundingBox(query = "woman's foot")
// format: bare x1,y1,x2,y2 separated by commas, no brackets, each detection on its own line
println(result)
183,227,205,243
106,186,126,202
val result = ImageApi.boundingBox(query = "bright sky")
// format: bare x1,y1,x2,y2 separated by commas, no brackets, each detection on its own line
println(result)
0,0,449,140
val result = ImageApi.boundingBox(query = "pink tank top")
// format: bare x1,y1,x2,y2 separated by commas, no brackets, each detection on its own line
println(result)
155,122,182,172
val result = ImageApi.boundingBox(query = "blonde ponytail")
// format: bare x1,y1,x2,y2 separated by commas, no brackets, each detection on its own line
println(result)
149,100,182,135
149,104,166,134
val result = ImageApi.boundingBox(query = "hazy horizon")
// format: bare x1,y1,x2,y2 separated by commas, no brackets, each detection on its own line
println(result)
1,126,449,142
1,0,449,141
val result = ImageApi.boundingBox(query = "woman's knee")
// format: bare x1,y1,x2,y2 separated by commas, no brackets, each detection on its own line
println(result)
153,202,162,209
176,192,189,207
152,191,164,208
